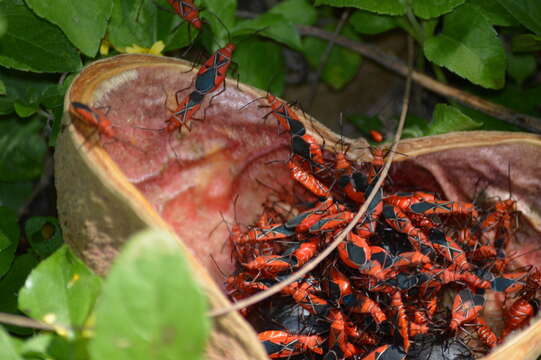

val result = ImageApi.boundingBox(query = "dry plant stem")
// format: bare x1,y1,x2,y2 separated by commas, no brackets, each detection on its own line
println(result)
307,9,350,109
0,312,55,331
297,25,541,134
209,37,414,319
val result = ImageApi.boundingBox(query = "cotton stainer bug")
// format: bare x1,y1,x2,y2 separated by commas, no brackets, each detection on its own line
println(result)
70,102,115,139
258,330,324,358
265,94,306,136
166,0,202,29
194,43,236,96
288,159,330,198
449,289,485,331
391,291,410,352
165,90,204,132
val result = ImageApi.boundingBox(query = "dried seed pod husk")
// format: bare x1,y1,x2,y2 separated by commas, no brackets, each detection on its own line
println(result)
56,54,541,359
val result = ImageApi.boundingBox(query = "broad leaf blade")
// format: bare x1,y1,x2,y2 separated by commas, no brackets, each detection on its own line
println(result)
269,0,317,26
349,10,396,35
303,22,362,90
423,3,506,89
234,39,285,96
89,229,210,360
427,104,482,135
0,326,22,360
412,0,465,19
496,0,541,35
0,206,19,278
24,0,113,57
0,0,81,72
233,13,302,51
19,246,102,338
315,0,406,15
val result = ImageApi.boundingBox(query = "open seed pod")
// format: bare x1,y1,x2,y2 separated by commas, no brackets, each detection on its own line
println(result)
55,54,541,359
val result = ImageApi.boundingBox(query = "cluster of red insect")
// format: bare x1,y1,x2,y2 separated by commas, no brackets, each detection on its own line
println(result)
66,2,539,359
223,96,541,359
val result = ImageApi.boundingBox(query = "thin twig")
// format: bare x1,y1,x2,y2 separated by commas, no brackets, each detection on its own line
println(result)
297,25,541,133
307,10,350,109
0,312,55,331
209,36,415,319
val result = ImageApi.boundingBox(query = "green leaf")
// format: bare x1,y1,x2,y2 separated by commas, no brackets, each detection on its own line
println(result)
233,13,302,51
0,119,46,182
89,229,210,360
25,217,63,259
108,0,192,51
0,80,6,95
19,246,102,338
471,0,518,26
233,39,285,96
13,102,36,118
507,53,536,85
48,336,90,360
19,334,53,358
201,0,236,30
269,0,317,26
0,181,34,213
0,0,81,72
423,3,506,89
349,10,396,34
0,11,7,38
495,0,541,35
0,254,40,336
0,69,64,109
0,206,19,278
303,22,362,90
427,104,483,135
24,0,113,57
0,206,18,252
0,326,22,360
511,34,541,52
314,0,406,15
402,115,431,138
412,0,465,19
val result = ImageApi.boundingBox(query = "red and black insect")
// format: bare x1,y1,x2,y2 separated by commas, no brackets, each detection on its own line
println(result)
288,159,330,198
166,0,202,29
70,102,115,138
258,330,324,358
164,90,205,132
449,289,485,330
391,291,410,352
194,43,236,96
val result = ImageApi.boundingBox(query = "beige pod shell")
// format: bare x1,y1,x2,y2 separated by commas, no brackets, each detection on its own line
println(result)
55,54,541,359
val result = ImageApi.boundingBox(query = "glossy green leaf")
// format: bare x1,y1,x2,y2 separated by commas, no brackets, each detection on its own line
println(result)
0,254,39,335
303,22,362,90
507,53,536,85
89,229,210,360
424,4,506,89
495,0,541,35
24,0,113,56
19,246,102,338
0,206,17,252
0,0,81,72
315,0,406,15
269,0,317,26
109,0,191,51
0,80,6,95
233,13,302,51
0,11,6,38
402,115,431,138
0,326,22,360
200,0,236,47
234,39,285,96
511,34,541,52
19,334,53,358
13,102,36,118
427,104,483,135
0,181,34,213
471,0,518,26
349,10,396,34
25,217,63,258
412,0,465,19
0,206,19,278
48,336,90,360
0,119,46,182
